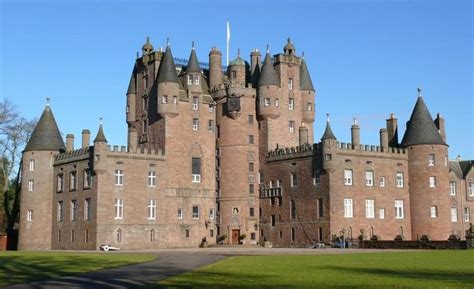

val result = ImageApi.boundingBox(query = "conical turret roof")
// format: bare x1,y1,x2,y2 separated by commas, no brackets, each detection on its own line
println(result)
127,73,136,94
186,47,201,73
157,46,179,84
258,52,280,87
300,58,315,91
24,104,65,152
93,124,108,143
321,117,337,140
400,97,446,146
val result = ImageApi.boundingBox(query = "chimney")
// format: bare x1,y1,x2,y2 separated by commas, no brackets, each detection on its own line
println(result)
209,47,222,89
434,113,446,143
82,129,90,148
66,134,74,151
351,118,360,146
380,128,388,151
386,113,398,146
298,123,308,146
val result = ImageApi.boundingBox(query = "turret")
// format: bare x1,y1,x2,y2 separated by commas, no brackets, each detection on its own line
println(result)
321,114,337,172
93,120,108,172
228,49,246,85
300,53,315,123
351,118,360,147
156,43,179,116
250,49,261,87
209,47,222,89
298,122,309,145
185,42,202,94
142,36,154,56
379,128,388,151
257,47,280,119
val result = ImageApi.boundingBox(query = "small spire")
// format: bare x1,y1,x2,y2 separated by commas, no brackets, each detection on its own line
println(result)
287,37,291,43
192,41,195,50
321,113,337,140
136,52,139,59
99,117,103,125
266,44,269,53
46,96,50,107
417,87,422,97
166,37,170,47
302,51,305,59
237,48,240,57
146,36,150,44
326,113,330,122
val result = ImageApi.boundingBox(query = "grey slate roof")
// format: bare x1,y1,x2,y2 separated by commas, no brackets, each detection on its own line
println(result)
186,49,201,73
93,124,107,143
127,73,136,94
258,53,280,87
300,58,315,91
321,120,337,140
24,105,65,152
229,56,245,66
449,161,463,179
157,46,179,84
400,97,446,147
459,160,473,178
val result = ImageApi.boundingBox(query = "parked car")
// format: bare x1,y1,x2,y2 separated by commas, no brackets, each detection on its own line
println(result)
100,244,120,251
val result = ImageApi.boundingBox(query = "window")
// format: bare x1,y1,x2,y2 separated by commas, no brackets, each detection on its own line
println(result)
248,115,253,125
185,229,190,237
70,200,77,221
444,155,448,166
290,200,296,219
208,104,214,112
271,214,276,226
192,206,199,219
249,162,254,173
148,171,156,187
248,135,254,144
430,206,438,218
232,71,237,79
449,181,456,195
451,207,458,222
288,98,294,110
27,209,33,221
344,199,353,218
380,177,385,187
143,97,148,110
28,180,34,192
209,208,215,219
29,159,35,171
117,229,122,243
57,174,64,192
148,200,156,220
192,118,199,131
464,208,470,222
142,119,148,134
115,198,123,219
115,170,123,186
162,95,168,104
150,229,155,242
275,98,279,107
379,208,385,219
428,154,435,166
70,171,77,190
249,184,254,194
210,230,214,237
313,176,321,186
192,96,199,110
365,171,374,187
57,201,63,221
85,198,91,220
395,200,404,219
208,120,214,132
251,232,256,240
192,157,201,183
71,230,75,243
429,176,436,188
344,169,353,186
291,227,295,242
177,208,183,219
366,199,375,218
264,98,270,106
306,103,312,111
469,182,474,196
249,207,255,217
325,154,332,161
289,121,295,133
84,170,91,188
187,74,193,85
288,78,293,90
291,173,297,187
396,172,404,188
269,180,274,188
173,95,178,104
317,198,324,218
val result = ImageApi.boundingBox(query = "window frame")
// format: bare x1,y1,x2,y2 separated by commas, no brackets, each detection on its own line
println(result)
449,181,456,195
148,199,157,220
344,198,353,218
288,98,294,110
395,200,404,219
344,169,353,186
451,207,458,222
148,171,157,187
114,198,123,219
192,205,200,219
365,171,374,187
192,96,199,110
365,199,375,218
115,169,124,186
396,172,404,188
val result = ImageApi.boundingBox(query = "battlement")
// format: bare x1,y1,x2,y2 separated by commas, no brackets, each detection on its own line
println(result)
54,147,92,164
267,143,316,161
335,142,406,155
106,145,165,160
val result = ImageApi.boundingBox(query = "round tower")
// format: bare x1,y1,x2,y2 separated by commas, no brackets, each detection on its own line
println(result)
321,114,338,172
300,54,315,125
257,47,280,119
227,50,247,85
156,44,179,117
209,47,222,89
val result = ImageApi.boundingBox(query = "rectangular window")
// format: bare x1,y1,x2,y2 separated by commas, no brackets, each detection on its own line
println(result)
185,229,190,237
445,155,448,166
148,200,156,220
291,200,296,219
469,182,474,196
249,184,254,194
70,200,77,221
248,135,254,144
344,198,353,218
192,96,199,110
177,208,183,219
366,199,375,218
70,171,77,190
380,177,385,187
28,180,34,192
306,103,312,111
251,232,256,240
248,162,254,172
289,121,295,133
430,206,438,218
208,120,214,132
208,104,214,112
57,174,64,192
192,206,199,219
162,95,168,104
291,227,295,242
249,207,255,217
29,159,35,171
84,170,91,189
148,171,156,187
173,95,178,104
187,74,193,85
291,173,297,187
429,176,436,188
192,118,199,131
317,198,324,218
57,201,63,221
264,98,270,106
194,75,200,85
209,208,215,219
395,200,404,219
428,154,435,166
192,157,201,183
115,170,123,186
325,154,332,161
288,78,293,90
288,98,294,110
271,214,276,226
449,181,456,195
365,171,374,187
27,209,33,221
464,208,470,222
143,97,148,110
344,169,353,186
269,180,274,188
379,208,385,219
115,198,123,219
396,172,404,188
275,98,279,107
85,198,91,220
451,207,458,222
248,115,253,125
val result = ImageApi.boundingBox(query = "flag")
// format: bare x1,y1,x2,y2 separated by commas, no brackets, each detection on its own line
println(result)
226,20,230,66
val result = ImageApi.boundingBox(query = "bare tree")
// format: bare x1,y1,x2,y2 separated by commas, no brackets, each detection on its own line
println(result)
0,99,36,234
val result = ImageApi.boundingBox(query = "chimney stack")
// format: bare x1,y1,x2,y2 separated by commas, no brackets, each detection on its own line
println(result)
82,129,90,148
434,113,446,143
351,118,360,146
66,134,74,151
298,123,308,146
380,128,388,151
209,47,222,89
386,113,398,146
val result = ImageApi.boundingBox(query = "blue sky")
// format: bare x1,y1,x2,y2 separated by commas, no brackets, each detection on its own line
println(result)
1,0,472,159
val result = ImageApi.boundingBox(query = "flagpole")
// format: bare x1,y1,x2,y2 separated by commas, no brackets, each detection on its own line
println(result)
226,20,230,66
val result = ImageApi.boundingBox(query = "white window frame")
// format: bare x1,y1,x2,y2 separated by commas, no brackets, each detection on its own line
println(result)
85,198,91,220
27,209,33,221
70,171,77,190
148,171,156,187
291,173,297,187
84,170,91,188
365,199,375,218
177,208,183,219
29,159,35,171
70,200,77,221
173,95,178,105
469,182,474,196
57,201,63,221
306,103,312,111
451,207,458,222
344,169,353,186
194,75,200,85
114,198,123,219
365,171,374,187
28,180,34,192
395,200,404,219
208,104,214,112
192,174,201,183
379,208,385,219
57,174,64,192
264,98,270,106
429,176,436,188
289,121,295,133
162,95,168,104
449,181,456,195
209,208,215,220
148,199,156,220
115,169,123,186
288,98,294,110
396,172,404,188
464,208,470,222
275,98,279,107
187,74,193,85
430,206,438,218
192,118,199,131
192,206,200,219
192,96,199,110
379,177,385,187
344,198,353,218
288,78,293,90
208,120,214,132
428,154,435,166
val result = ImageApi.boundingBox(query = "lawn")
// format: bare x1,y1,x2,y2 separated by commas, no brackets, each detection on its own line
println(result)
0,251,156,286
158,250,474,288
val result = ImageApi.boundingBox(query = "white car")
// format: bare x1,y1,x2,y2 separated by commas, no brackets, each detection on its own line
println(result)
100,244,120,251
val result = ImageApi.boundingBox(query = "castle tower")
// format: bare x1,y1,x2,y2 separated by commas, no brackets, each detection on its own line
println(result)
18,100,65,250
299,54,315,126
401,90,450,240
208,47,223,89
321,114,337,172
227,49,247,84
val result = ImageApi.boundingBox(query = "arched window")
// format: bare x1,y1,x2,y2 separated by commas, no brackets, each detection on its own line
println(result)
117,228,122,243
150,229,155,242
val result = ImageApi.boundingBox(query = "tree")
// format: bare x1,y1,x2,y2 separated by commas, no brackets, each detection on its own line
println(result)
0,99,36,234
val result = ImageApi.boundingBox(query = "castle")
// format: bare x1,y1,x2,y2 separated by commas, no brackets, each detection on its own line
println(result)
18,38,473,250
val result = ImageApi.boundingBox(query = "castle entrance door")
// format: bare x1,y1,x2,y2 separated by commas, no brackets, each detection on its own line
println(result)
231,229,240,245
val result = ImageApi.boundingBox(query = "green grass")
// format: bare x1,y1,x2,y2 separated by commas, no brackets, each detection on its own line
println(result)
158,251,474,288
0,251,156,286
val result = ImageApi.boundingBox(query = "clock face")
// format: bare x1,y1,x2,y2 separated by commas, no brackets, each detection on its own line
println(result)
227,97,241,112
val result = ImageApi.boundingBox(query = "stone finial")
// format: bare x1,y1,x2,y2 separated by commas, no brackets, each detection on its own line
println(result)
46,96,50,107
266,44,269,53
99,117,103,125
353,117,358,125
326,113,330,122
302,51,305,59
166,37,170,47
417,87,422,97
192,41,195,50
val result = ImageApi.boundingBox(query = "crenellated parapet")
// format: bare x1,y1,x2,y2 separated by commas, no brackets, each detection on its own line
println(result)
54,146,92,165
106,144,165,160
267,143,316,161
336,142,406,155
